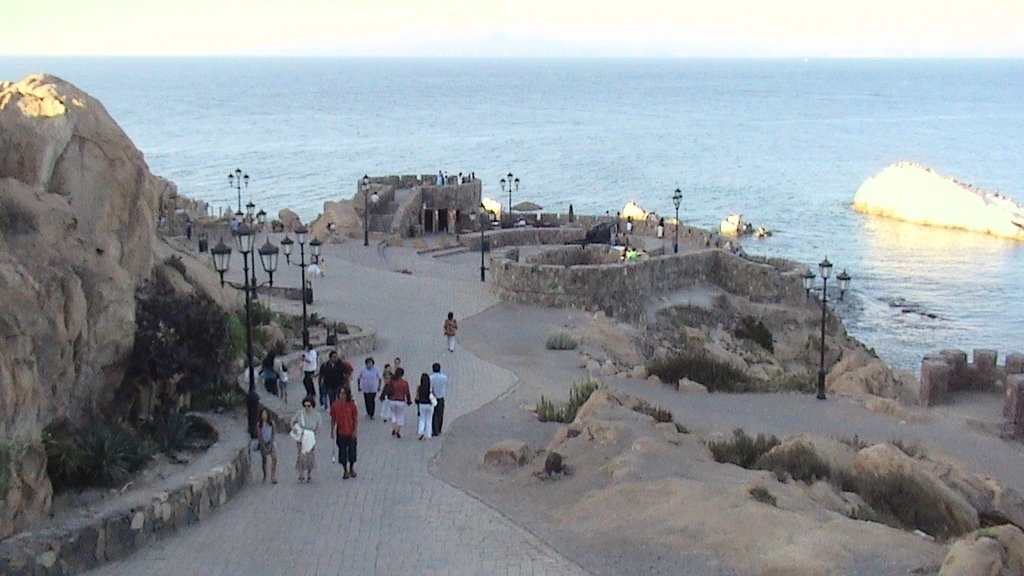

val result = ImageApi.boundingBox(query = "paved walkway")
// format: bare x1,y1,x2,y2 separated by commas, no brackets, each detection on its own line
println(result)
87,236,590,576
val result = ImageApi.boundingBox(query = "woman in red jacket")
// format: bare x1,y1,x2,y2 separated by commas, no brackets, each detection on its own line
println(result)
384,368,412,439
330,385,359,479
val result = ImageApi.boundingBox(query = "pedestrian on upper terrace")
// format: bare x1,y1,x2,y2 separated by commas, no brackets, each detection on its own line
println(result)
626,216,633,234
430,362,448,436
443,312,458,353
357,357,382,419
657,217,665,239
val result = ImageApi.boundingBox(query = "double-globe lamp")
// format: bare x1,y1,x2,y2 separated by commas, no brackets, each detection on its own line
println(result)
279,227,322,349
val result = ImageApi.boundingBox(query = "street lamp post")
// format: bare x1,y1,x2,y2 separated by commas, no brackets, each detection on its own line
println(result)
478,204,487,282
210,225,279,438
801,258,852,400
500,173,519,225
672,188,682,254
280,227,322,348
362,175,380,246
227,168,249,214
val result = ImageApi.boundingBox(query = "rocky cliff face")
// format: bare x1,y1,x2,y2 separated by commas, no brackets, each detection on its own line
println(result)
0,74,163,537
853,162,1024,240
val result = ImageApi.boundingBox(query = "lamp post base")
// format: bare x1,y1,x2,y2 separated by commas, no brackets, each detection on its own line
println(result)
816,369,828,400
246,387,260,439
480,266,485,282
673,242,679,254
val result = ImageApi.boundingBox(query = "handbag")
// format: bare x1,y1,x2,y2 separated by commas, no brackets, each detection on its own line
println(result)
289,423,303,442
429,392,438,407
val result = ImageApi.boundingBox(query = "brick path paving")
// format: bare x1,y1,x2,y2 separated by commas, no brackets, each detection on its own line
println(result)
86,236,590,576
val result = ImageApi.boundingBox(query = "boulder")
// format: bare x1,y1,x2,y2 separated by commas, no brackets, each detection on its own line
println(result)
483,440,530,468
277,208,302,232
677,378,709,394
826,346,910,400
309,199,360,242
939,536,1004,576
543,451,565,475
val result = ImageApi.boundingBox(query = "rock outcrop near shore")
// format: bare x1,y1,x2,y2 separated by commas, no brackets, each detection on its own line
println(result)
0,74,164,537
853,162,1024,240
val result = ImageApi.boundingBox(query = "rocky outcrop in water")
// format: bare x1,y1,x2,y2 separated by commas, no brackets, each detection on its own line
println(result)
0,74,167,537
853,162,1024,240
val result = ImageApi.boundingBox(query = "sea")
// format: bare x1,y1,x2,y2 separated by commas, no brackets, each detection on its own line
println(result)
2,57,1022,372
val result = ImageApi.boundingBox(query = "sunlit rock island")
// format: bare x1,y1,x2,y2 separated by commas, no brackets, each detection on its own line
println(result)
853,161,1024,240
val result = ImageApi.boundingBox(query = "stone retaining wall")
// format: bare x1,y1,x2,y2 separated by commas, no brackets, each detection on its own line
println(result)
0,419,250,576
916,348,1024,407
490,245,807,322
461,228,586,251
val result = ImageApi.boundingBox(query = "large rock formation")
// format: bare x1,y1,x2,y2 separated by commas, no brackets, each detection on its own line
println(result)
0,74,163,537
853,162,1024,240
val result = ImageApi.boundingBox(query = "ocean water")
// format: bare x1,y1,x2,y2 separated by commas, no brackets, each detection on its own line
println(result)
2,57,1022,372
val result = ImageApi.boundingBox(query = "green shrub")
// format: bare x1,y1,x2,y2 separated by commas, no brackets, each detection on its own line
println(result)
734,316,774,353
192,379,244,411
164,255,187,276
755,443,832,484
533,379,604,423
853,470,956,539
765,372,817,393
707,429,780,469
836,434,869,451
43,419,153,490
249,299,274,327
632,399,675,423
155,410,194,454
647,355,749,393
545,332,579,350
748,485,777,506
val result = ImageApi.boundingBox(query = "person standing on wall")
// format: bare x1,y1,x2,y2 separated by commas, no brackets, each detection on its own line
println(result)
302,344,318,403
443,312,458,353
357,357,382,419
429,362,448,437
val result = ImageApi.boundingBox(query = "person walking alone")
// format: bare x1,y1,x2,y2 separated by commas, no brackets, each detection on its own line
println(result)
429,363,448,436
384,368,411,439
330,385,359,479
302,344,318,403
257,408,278,484
415,373,435,441
443,312,458,353
357,357,382,419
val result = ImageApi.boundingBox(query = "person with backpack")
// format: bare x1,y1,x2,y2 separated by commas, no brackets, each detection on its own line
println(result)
261,352,281,396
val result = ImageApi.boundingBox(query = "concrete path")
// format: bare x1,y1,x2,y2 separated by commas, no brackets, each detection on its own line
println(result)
86,235,590,576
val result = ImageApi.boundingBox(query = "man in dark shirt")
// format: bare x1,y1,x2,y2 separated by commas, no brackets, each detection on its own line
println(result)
319,351,348,409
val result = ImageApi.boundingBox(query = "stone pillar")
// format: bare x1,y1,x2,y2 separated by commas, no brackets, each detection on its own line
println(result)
920,357,951,406
1006,375,1024,431
940,349,970,390
1006,353,1024,375
973,349,1000,389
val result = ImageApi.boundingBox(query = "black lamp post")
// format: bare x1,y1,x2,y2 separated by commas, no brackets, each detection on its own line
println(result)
280,227,322,348
478,204,488,282
362,175,379,246
227,168,249,214
671,188,682,254
802,258,852,400
210,225,279,438
500,173,519,224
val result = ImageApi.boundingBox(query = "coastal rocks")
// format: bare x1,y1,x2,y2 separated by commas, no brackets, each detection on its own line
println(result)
483,440,531,468
676,378,708,394
853,162,1024,241
939,525,1024,576
309,199,359,242
826,345,919,402
277,208,302,232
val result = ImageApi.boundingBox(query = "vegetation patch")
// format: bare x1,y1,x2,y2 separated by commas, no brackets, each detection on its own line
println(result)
534,379,605,423
891,438,926,459
853,470,956,539
748,485,777,506
707,428,780,469
191,379,245,412
632,399,675,423
545,331,579,350
756,443,832,484
764,372,817,393
43,419,153,491
0,440,27,495
734,316,774,353
647,355,749,393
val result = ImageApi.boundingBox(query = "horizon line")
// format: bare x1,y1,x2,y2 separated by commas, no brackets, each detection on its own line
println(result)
3,54,1024,60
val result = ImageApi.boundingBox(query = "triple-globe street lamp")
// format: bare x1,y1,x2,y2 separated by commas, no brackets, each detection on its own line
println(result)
227,168,249,214
279,227,322,348
500,173,519,225
671,188,683,254
210,225,279,438
802,258,852,400
477,203,488,282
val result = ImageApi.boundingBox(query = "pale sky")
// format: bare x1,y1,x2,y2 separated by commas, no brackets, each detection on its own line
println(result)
3,0,1023,58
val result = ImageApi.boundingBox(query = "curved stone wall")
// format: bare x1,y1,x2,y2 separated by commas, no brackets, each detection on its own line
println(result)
490,246,807,322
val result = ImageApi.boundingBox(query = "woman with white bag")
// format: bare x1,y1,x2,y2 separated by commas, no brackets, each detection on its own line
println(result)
290,396,322,483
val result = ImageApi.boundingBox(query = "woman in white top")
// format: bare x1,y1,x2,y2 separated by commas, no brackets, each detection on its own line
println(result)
290,396,322,483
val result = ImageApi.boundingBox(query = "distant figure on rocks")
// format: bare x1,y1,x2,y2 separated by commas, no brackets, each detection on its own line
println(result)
415,373,435,440
657,217,665,239
443,312,458,353
626,216,633,234
568,204,575,222
330,385,359,479
185,217,193,240
430,363,448,436
383,368,411,438
357,357,382,419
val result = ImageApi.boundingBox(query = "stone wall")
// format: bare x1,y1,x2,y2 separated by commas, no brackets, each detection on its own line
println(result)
490,245,808,323
0,418,250,576
462,228,587,251
919,348,1024,407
